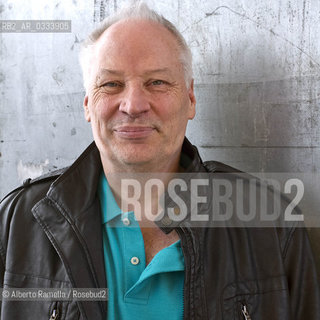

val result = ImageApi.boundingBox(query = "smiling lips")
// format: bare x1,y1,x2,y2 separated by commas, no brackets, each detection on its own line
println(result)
114,126,156,139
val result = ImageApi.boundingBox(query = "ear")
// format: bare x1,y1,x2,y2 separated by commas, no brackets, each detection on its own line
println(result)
83,95,91,122
187,79,196,120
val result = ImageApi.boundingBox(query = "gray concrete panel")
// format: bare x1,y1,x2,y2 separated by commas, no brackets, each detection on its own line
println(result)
1,0,319,217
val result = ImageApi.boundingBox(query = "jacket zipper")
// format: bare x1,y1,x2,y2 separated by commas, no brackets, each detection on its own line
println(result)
176,227,186,318
181,285,184,319
49,309,58,320
49,303,59,320
241,304,252,320
175,226,193,320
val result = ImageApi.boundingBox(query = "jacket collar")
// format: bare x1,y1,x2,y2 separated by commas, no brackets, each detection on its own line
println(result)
47,142,102,217
180,137,205,172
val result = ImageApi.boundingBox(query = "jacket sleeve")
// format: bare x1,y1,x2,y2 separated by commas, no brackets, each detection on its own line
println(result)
0,174,61,291
0,189,25,317
283,227,320,319
0,190,24,286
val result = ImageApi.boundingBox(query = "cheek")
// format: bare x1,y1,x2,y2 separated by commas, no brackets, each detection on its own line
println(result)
91,89,109,108
89,94,116,120
156,93,190,122
153,94,178,118
165,96,192,137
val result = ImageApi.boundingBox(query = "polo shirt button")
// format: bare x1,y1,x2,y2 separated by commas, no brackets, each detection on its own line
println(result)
122,217,131,226
130,257,140,265
174,206,180,215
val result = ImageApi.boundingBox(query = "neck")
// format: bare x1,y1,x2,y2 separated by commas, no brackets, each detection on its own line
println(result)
101,153,181,175
101,152,183,224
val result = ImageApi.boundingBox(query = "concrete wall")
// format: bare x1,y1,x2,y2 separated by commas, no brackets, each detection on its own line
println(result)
0,0,319,262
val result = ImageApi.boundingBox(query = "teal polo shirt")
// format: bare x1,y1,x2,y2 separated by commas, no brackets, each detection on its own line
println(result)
98,172,185,320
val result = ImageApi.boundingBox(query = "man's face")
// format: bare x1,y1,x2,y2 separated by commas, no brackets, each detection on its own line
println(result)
84,19,196,172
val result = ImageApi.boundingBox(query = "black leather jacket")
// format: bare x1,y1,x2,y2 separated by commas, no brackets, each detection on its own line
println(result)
0,139,319,319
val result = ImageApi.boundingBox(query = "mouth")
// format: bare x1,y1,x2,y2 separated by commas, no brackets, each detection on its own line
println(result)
113,125,156,139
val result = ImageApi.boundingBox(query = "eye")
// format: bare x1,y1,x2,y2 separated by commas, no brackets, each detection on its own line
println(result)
102,82,119,87
151,80,166,86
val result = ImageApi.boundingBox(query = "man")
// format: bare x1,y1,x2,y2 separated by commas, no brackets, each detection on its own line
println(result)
0,2,319,319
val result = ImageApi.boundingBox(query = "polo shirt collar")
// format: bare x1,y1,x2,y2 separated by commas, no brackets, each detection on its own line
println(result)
99,172,122,224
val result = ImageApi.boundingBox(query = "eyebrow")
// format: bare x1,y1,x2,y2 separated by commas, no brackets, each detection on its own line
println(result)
96,67,172,78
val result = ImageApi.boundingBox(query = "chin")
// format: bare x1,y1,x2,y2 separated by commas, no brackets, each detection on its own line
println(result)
120,152,156,166
108,144,154,163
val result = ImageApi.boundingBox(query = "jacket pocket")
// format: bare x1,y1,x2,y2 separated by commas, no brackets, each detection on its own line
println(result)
222,276,290,319
2,271,80,320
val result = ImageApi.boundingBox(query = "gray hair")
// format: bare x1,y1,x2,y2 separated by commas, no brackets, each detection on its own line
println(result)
79,1,193,92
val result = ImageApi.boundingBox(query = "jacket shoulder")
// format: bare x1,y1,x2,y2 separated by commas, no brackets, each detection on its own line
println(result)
203,160,242,173
0,167,68,206
0,167,68,272
203,160,301,247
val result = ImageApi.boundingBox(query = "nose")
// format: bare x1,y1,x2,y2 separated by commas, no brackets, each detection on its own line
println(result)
119,85,151,117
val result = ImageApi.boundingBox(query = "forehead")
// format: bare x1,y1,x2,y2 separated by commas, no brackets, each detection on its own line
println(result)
93,19,182,71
